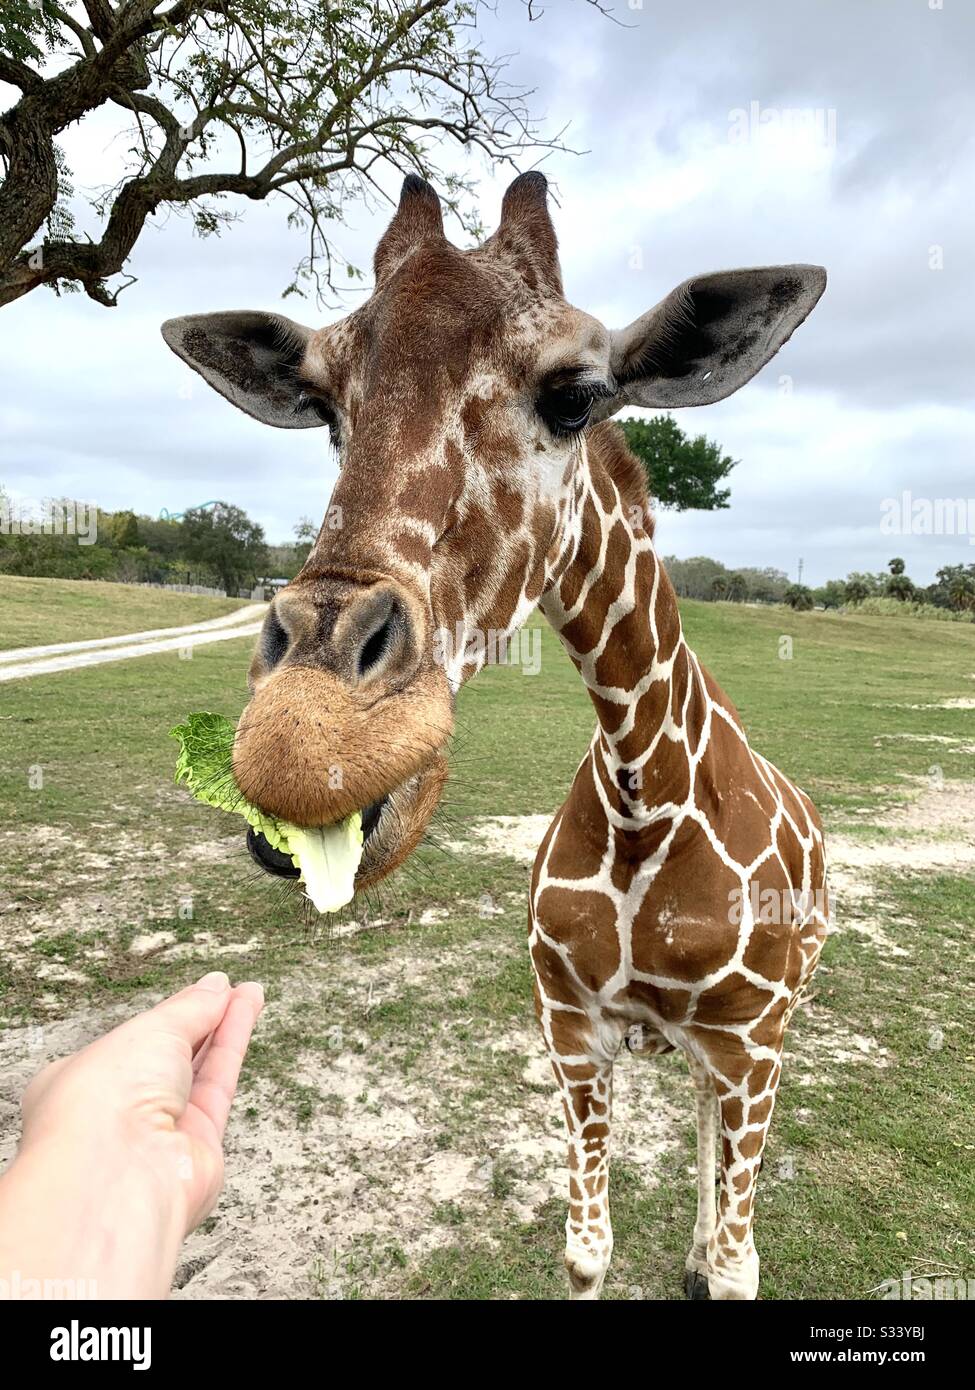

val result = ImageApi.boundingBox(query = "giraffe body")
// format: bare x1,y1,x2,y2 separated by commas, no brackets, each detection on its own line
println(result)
162,170,828,1300
530,426,829,1300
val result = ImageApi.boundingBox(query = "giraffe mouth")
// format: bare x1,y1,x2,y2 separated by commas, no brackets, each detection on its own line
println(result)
232,663,453,902
246,794,391,880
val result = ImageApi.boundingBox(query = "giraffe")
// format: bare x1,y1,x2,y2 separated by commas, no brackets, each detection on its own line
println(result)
161,171,828,1300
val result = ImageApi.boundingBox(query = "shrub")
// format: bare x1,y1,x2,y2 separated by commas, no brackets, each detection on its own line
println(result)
845,596,975,623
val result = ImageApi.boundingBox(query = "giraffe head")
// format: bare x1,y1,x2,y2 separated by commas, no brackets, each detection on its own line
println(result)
162,172,825,891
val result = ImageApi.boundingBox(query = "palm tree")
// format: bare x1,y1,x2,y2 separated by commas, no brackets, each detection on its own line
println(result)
785,583,814,611
948,572,975,611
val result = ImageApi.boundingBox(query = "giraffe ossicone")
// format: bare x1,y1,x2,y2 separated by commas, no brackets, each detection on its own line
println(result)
162,171,829,1301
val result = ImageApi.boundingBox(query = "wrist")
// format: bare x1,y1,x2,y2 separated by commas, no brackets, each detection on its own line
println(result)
0,1132,189,1299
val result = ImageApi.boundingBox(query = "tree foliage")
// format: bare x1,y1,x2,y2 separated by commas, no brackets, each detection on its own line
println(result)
181,500,267,593
842,571,878,605
812,578,846,609
0,0,577,309
935,563,975,612
0,494,286,591
110,509,140,547
784,582,814,612
665,555,790,605
619,415,737,511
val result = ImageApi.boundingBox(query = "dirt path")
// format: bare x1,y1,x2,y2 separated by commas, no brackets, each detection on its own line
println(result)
0,604,265,682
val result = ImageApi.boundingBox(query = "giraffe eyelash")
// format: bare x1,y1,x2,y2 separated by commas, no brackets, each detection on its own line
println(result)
295,387,341,446
538,378,612,437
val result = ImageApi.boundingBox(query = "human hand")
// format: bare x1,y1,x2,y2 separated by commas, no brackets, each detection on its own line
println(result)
0,971,264,1299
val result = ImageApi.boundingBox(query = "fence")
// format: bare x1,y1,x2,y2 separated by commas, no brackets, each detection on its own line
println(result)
136,581,228,598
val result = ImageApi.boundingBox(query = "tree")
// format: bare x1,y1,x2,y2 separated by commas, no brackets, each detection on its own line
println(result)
664,555,728,600
929,563,975,612
947,569,975,612
784,583,814,611
843,571,880,605
879,553,906,597
739,565,789,605
181,501,267,595
293,515,317,564
109,509,140,548
663,556,788,605
885,573,915,602
813,578,846,609
0,1,579,309
883,555,914,601
726,572,747,602
619,415,737,511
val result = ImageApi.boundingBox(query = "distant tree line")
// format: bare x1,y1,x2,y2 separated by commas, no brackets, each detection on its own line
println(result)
665,556,792,604
781,557,975,615
0,490,316,597
663,553,975,620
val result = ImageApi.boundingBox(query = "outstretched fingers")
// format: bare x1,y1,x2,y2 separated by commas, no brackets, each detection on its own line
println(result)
186,983,265,1142
147,970,235,1057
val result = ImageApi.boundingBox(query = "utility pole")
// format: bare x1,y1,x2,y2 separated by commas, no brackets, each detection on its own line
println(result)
797,557,804,586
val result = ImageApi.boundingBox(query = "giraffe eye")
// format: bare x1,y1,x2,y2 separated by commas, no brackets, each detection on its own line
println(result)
296,390,341,445
538,382,597,437
297,392,335,425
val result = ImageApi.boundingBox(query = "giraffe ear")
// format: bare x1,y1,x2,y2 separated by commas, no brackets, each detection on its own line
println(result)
161,310,324,429
604,265,826,411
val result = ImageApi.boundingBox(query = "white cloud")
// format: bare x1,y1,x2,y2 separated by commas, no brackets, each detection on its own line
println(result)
2,0,973,589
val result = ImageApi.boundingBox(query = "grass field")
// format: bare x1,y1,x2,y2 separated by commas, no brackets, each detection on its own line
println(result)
0,575,251,650
0,580,973,1300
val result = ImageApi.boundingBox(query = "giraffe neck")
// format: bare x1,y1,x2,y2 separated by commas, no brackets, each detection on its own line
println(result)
540,438,710,830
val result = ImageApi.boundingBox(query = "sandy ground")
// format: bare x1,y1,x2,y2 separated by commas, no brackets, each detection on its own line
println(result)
0,604,265,682
4,777,967,1298
827,780,975,955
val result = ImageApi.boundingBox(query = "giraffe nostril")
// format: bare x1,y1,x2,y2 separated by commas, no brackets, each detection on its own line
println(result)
262,609,289,670
356,600,403,682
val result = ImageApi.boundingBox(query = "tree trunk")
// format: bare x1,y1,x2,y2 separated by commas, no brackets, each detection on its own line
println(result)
0,103,59,279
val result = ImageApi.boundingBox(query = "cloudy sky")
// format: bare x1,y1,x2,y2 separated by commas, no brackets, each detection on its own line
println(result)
2,0,973,586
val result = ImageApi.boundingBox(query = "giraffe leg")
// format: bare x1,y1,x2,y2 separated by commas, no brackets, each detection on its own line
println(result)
557,1052,615,1300
705,1047,783,1301
530,923,621,1299
683,1054,717,1300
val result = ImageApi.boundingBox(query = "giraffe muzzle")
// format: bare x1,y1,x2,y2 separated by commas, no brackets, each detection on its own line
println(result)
233,570,454,896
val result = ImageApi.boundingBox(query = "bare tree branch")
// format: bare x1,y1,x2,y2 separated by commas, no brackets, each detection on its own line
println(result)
0,0,592,309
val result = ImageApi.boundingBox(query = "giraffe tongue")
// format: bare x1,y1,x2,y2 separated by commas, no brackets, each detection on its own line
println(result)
287,814,364,913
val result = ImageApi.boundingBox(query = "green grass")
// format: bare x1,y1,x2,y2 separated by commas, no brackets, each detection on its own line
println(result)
680,600,975,816
1,594,973,1299
0,574,252,650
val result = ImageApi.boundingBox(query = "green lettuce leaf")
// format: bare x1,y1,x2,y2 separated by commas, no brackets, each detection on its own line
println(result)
171,711,363,911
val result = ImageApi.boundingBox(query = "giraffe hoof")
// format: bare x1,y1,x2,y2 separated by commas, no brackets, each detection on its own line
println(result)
684,1269,711,1300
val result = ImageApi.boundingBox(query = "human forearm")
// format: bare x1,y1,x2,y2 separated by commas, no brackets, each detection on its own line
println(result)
0,1135,187,1299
